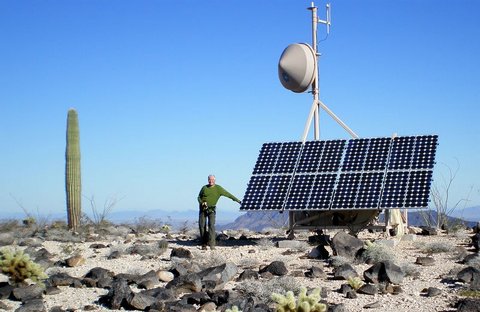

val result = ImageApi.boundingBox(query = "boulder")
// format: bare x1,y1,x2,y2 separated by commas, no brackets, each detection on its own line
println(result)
170,247,193,259
259,261,288,276
364,261,404,285
12,284,44,302
472,233,480,252
333,264,358,280
415,256,435,266
331,231,364,259
0,233,15,246
15,299,46,312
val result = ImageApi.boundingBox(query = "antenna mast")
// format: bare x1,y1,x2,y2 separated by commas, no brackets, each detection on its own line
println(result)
301,2,359,142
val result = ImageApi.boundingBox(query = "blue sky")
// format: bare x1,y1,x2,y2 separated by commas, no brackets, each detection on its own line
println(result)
1,0,479,221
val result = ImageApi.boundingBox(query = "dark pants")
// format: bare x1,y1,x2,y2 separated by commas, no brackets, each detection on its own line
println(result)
199,208,216,247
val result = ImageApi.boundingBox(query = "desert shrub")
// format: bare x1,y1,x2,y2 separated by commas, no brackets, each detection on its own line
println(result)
236,276,301,304
400,262,421,277
0,248,47,285
192,251,227,269
238,257,260,269
347,276,364,290
225,306,242,312
60,243,83,256
329,256,350,268
256,238,275,250
421,241,455,254
271,287,326,312
133,217,165,234
361,241,396,263
0,220,19,233
458,289,480,298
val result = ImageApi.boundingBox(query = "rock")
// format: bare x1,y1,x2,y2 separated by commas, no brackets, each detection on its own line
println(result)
47,273,82,288
426,287,441,297
143,287,176,301
364,261,404,285
157,270,175,282
170,247,193,259
457,266,480,283
363,301,382,309
99,278,133,310
333,264,358,280
305,266,326,279
357,284,377,295
259,261,288,276
308,245,330,259
415,256,435,266
308,234,331,246
0,233,15,246
0,282,14,299
456,298,480,312
12,284,44,302
0,301,12,310
276,240,304,249
66,255,86,267
199,302,217,312
346,290,357,298
15,299,46,312
328,303,348,312
472,233,480,252
129,292,157,310
18,238,43,247
340,284,354,295
89,243,107,249
84,267,115,281
331,231,364,259
420,227,438,236
237,269,259,281
473,222,480,234
108,250,122,259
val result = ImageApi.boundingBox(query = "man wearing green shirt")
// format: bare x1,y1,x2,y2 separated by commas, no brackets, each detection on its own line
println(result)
197,174,241,249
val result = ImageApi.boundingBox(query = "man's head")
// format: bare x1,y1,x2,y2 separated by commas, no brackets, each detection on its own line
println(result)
208,175,216,186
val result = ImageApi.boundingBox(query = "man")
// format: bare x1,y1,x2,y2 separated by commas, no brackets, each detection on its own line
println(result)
197,174,241,249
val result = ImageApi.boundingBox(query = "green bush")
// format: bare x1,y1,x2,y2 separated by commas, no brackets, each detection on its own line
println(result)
361,240,396,263
0,248,47,285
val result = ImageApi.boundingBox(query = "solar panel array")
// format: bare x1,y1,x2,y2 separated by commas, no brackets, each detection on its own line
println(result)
240,135,438,211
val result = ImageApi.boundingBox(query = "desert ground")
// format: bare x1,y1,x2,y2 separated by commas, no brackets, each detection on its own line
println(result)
1,220,479,312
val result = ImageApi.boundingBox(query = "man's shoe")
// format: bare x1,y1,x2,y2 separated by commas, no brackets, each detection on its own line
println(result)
209,245,216,250
201,245,207,250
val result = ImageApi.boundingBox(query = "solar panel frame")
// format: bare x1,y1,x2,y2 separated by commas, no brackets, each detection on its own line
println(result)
240,134,438,212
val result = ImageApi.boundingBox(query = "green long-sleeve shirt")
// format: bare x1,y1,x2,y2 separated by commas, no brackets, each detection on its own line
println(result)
197,184,240,207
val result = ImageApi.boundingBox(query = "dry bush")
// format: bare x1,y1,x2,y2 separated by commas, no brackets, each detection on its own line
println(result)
329,256,351,268
401,262,421,277
191,250,227,269
0,220,19,233
235,276,301,304
421,241,455,254
361,241,396,264
256,238,275,250
238,257,261,269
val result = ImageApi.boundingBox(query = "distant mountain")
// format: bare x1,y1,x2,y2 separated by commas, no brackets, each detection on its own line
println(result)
450,205,480,222
221,209,478,232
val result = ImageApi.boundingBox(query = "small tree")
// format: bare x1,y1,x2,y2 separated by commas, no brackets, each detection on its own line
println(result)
423,160,473,229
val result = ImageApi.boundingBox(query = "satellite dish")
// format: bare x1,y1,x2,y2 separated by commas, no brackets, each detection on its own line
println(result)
278,43,316,93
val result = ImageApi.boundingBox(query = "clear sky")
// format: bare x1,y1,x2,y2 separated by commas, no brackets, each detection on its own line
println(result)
1,0,479,220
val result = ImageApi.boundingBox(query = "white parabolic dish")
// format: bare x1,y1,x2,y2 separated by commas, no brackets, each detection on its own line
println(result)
278,43,316,93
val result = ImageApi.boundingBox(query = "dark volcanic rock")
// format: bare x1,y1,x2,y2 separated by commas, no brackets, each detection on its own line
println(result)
331,231,364,259
99,278,133,310
333,264,358,280
364,261,404,285
457,266,480,283
12,284,44,302
357,284,378,296
0,282,14,299
237,269,259,281
415,256,435,266
472,233,480,252
170,247,193,259
259,261,288,276
456,298,480,312
15,299,46,312
305,266,326,279
47,273,82,288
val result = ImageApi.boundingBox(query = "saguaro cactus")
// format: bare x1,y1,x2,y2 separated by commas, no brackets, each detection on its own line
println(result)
65,108,82,230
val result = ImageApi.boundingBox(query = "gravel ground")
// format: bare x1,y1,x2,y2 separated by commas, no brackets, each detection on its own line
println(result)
0,228,476,311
